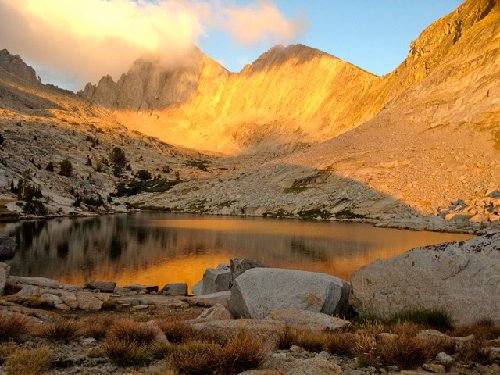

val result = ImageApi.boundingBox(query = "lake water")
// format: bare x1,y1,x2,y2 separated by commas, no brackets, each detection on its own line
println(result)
1,213,472,290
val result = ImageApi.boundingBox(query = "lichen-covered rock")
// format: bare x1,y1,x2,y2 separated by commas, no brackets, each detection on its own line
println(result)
76,292,103,311
229,268,350,319
350,233,500,325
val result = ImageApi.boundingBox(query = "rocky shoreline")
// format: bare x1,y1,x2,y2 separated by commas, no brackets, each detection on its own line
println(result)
0,233,498,374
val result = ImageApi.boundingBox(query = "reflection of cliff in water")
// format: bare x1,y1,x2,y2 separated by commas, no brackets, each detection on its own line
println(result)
2,213,472,287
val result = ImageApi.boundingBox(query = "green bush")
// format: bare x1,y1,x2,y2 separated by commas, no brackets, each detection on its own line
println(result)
137,169,152,181
110,147,127,177
389,309,453,331
23,201,47,216
59,159,73,177
45,162,54,172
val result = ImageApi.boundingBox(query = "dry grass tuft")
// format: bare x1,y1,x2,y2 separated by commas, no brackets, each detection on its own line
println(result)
450,320,500,341
0,313,29,342
104,336,149,367
80,317,113,340
278,328,327,353
104,319,158,366
40,319,80,343
455,337,491,364
4,346,52,375
157,320,196,344
107,319,157,346
377,334,453,369
220,331,266,374
324,333,360,356
166,341,223,375
166,332,265,375
388,322,423,337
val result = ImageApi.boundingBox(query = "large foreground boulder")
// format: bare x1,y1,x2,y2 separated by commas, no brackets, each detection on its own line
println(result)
229,268,350,319
350,233,500,326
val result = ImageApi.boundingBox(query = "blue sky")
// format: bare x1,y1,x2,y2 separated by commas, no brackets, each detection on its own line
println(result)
200,0,462,76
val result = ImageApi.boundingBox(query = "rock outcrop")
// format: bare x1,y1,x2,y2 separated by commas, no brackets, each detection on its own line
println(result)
80,48,227,111
0,262,9,295
350,233,500,325
0,234,15,261
0,49,40,86
228,268,350,319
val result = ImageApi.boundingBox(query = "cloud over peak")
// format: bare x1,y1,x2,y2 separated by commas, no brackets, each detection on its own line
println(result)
0,0,304,89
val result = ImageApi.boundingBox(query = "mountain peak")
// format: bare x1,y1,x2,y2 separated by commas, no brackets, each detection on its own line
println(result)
243,44,331,73
0,48,40,86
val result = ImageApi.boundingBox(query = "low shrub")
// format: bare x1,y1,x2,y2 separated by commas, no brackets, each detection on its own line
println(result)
324,333,360,356
104,336,149,366
104,319,158,366
389,309,452,331
166,342,223,375
450,319,500,340
278,328,326,353
80,317,113,340
0,313,29,342
108,320,157,345
221,332,265,374
157,320,198,344
40,320,80,343
4,347,52,375
166,332,265,375
455,337,490,364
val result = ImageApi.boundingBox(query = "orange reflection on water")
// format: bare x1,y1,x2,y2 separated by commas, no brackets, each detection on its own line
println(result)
7,213,473,289
58,254,231,293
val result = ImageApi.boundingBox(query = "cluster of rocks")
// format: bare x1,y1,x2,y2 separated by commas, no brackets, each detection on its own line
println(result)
0,266,193,313
440,194,500,225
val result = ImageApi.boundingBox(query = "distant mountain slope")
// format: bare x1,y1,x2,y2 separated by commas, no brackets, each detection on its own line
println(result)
122,0,499,232
82,44,382,152
80,0,498,154
282,0,500,217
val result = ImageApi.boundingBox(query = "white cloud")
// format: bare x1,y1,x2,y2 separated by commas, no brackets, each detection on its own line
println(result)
0,0,304,88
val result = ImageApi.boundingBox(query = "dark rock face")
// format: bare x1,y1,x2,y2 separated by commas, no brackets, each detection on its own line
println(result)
0,49,40,85
0,234,16,261
79,48,212,110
